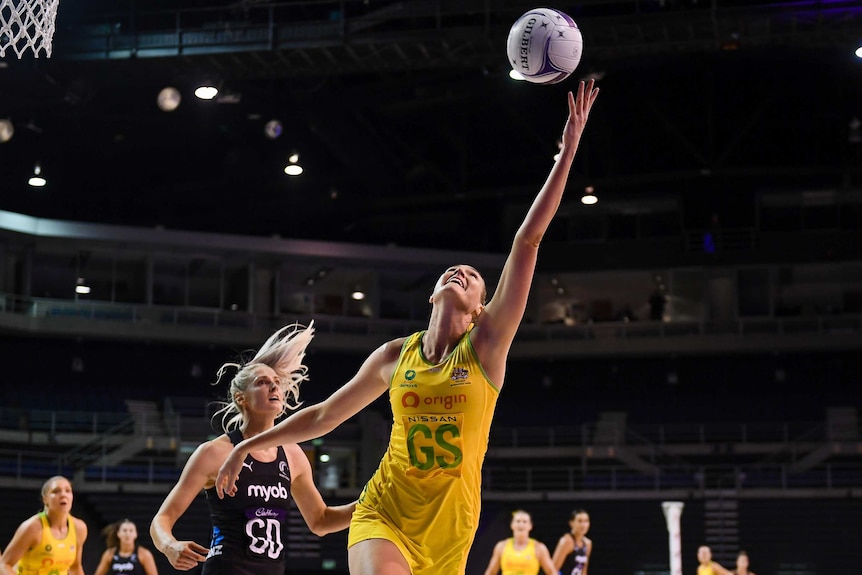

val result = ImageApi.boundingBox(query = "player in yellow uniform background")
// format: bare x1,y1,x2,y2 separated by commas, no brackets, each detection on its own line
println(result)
483,510,557,575
697,545,733,575
0,475,88,575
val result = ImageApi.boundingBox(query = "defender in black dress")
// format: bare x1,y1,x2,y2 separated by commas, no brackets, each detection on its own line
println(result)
150,323,355,573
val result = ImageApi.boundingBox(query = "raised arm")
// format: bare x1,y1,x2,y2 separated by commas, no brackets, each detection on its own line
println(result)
215,339,399,498
284,444,356,536
150,441,216,570
474,80,599,364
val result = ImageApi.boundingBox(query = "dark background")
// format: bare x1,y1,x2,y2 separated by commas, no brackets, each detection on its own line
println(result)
1,1,861,574
1,0,860,252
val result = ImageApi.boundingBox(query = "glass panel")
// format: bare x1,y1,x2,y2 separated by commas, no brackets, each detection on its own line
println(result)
31,252,75,300
224,261,249,311
738,268,770,317
153,258,187,306
188,258,221,308
671,269,705,321
113,254,147,304
78,252,112,302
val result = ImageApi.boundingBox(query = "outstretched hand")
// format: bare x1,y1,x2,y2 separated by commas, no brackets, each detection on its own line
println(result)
561,78,600,151
215,445,246,499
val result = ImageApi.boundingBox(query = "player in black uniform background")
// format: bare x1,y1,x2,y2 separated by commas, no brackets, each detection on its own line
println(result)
150,322,355,574
94,519,158,575
551,509,592,575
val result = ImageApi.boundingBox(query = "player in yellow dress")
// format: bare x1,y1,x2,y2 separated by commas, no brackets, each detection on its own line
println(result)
215,79,600,575
697,546,733,575
0,476,88,575
483,510,557,575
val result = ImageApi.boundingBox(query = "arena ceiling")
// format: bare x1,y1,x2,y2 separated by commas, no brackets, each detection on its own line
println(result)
1,0,861,253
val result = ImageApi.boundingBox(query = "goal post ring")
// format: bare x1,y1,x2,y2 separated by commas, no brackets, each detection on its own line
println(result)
0,0,60,58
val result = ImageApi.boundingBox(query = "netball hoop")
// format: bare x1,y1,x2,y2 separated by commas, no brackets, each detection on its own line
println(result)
0,0,59,58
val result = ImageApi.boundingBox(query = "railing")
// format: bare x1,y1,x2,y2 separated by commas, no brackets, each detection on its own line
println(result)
482,461,862,493
2,292,860,351
0,447,73,480
1,398,860,493
2,446,857,492
0,407,130,435
0,447,176,485
58,416,138,469
489,421,830,449
82,457,181,485
516,315,862,343
0,292,425,341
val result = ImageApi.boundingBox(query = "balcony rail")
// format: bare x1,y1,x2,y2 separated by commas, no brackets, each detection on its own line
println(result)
482,461,862,493
0,292,425,342
2,292,860,352
0,447,177,485
1,447,858,492
0,407,130,436
1,403,859,493
516,314,862,342
489,421,833,449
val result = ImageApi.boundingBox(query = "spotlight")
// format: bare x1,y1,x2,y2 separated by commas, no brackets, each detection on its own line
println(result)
849,117,861,144
265,120,283,139
0,119,13,143
157,87,182,111
28,164,46,187
75,277,91,295
194,84,219,100
284,153,303,176
581,185,597,205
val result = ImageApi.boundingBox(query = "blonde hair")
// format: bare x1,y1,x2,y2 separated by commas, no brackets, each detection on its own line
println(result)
212,321,314,432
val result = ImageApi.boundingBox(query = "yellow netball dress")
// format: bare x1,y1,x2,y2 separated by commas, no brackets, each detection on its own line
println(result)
501,538,540,575
16,512,79,575
348,330,500,575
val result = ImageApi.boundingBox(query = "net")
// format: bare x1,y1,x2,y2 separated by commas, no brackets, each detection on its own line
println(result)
0,0,59,58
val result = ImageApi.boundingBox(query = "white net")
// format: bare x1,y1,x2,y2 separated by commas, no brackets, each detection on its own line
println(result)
0,0,59,58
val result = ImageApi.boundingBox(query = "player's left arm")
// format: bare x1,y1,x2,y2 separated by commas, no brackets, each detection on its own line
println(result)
583,537,593,575
137,546,160,575
474,81,599,375
536,541,558,575
286,444,356,536
93,549,114,575
482,540,505,575
551,533,574,571
69,517,88,575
